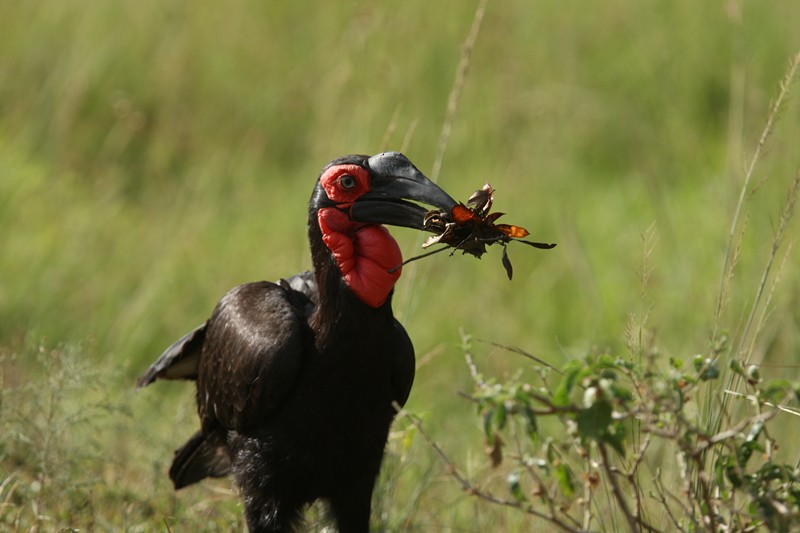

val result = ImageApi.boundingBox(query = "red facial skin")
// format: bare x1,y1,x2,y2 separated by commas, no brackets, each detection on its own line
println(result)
317,164,403,308
319,164,371,207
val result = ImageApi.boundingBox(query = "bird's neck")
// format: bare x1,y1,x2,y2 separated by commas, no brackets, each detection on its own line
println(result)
314,207,402,309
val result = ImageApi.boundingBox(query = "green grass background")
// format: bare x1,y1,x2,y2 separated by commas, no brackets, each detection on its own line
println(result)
2,0,800,530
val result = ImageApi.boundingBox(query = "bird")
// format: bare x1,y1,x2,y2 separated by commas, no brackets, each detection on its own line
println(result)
137,152,457,533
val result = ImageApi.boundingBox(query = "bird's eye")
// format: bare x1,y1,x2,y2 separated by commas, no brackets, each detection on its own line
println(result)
339,175,357,189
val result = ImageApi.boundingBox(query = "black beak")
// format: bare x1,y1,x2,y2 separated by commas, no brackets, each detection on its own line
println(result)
350,152,457,231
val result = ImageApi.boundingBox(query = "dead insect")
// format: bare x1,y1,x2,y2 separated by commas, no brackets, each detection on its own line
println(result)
391,182,556,279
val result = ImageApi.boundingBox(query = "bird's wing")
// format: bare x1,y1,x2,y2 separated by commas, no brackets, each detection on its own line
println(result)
197,280,315,433
391,319,416,407
280,270,318,314
136,322,207,388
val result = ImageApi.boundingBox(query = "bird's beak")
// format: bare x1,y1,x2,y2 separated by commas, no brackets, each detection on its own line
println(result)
350,152,457,231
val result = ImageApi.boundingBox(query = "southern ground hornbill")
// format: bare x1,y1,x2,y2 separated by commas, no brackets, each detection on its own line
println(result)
138,152,458,532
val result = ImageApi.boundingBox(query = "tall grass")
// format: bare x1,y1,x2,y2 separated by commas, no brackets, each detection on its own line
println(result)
705,49,800,443
2,0,800,531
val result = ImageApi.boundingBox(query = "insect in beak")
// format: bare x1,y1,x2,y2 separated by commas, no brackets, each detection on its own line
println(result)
391,181,556,279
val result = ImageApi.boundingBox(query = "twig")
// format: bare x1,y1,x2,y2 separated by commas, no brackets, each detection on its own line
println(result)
460,330,485,387
722,389,800,417
388,246,450,273
649,466,692,532
626,430,652,527
596,442,639,533
457,391,579,416
430,0,488,182
457,390,576,416
476,338,563,374
582,455,593,531
692,408,779,456
392,402,585,533
513,427,563,525
691,454,719,533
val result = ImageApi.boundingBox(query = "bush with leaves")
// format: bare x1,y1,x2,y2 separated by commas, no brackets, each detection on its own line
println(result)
427,333,799,533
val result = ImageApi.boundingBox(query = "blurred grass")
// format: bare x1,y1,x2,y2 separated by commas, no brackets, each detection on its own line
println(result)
2,0,800,530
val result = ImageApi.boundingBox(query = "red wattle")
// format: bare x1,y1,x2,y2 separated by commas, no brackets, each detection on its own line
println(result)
318,208,402,308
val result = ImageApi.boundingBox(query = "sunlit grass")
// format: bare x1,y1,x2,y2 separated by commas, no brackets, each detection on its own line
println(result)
2,0,800,530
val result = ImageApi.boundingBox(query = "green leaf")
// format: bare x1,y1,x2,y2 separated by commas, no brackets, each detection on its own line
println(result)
555,463,575,498
597,354,617,368
553,361,584,406
610,383,634,403
493,402,508,431
693,355,719,381
715,454,731,486
576,401,626,454
576,401,612,440
755,462,796,483
524,406,538,440
736,439,764,467
604,423,627,456
760,379,791,404
483,410,495,442
545,440,556,465
716,454,744,488
615,357,635,370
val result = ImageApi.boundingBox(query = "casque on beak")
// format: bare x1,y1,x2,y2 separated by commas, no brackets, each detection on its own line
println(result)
349,152,457,231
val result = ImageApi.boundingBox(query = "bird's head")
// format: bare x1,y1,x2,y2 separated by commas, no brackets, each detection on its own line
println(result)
309,152,457,308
